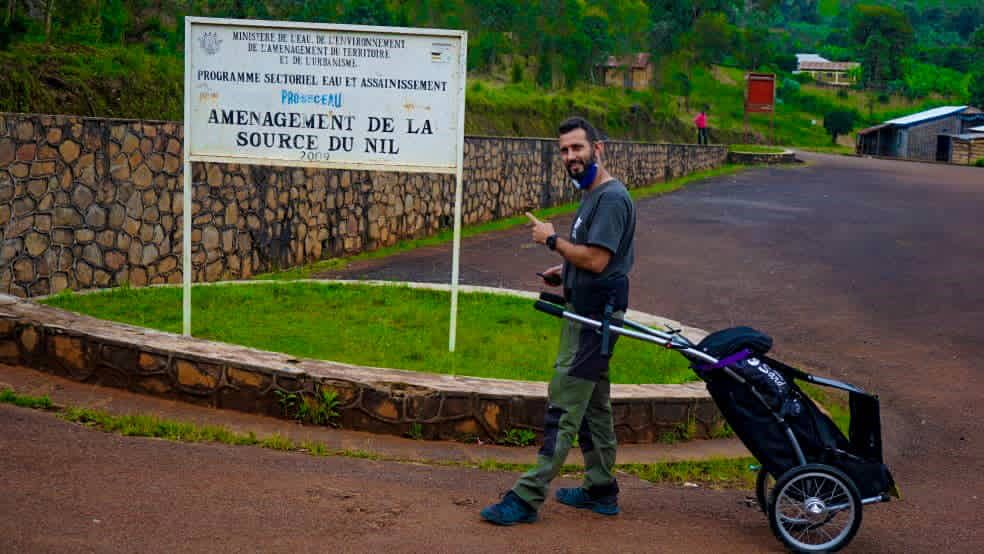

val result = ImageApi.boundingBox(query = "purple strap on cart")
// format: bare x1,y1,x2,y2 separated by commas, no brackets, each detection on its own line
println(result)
694,349,752,376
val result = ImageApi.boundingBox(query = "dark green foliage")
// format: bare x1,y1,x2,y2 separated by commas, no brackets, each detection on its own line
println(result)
969,71,984,109
852,4,914,86
824,109,856,143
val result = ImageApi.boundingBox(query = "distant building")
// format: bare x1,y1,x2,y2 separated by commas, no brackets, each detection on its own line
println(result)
856,106,984,163
794,53,860,86
601,53,653,91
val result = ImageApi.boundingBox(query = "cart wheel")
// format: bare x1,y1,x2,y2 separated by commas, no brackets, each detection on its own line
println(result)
755,467,775,514
768,464,862,553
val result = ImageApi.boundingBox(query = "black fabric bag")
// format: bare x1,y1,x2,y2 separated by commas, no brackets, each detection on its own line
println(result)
696,326,773,358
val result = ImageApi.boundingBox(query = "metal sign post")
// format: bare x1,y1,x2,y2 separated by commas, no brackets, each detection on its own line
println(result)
182,18,467,347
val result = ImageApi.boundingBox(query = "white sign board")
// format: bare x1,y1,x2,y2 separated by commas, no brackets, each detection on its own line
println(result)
186,18,466,173
182,18,468,351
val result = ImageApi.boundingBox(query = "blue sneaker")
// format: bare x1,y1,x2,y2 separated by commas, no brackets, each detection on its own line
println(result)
480,491,538,525
555,487,620,515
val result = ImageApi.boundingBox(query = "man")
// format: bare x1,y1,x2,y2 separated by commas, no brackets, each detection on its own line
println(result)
480,117,636,525
694,107,709,145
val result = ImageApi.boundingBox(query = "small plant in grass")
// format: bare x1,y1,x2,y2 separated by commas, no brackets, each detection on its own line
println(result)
274,390,298,419
0,388,53,409
261,434,294,451
294,388,341,425
498,428,537,447
658,431,681,444
710,421,735,439
406,422,424,440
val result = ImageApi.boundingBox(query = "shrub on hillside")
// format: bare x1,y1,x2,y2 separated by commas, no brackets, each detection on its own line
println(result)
824,110,857,144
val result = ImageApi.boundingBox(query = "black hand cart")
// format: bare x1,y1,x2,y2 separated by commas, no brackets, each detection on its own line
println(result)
534,293,898,553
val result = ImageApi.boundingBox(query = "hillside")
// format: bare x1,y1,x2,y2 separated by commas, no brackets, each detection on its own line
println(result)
0,1,980,146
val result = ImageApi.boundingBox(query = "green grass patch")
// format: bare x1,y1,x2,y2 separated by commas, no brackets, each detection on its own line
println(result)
621,457,759,490
5,391,756,488
0,388,53,409
793,144,855,155
41,283,694,385
729,144,786,154
254,165,748,281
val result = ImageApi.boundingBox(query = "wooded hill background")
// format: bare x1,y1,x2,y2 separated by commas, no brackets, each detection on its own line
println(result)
1,0,982,146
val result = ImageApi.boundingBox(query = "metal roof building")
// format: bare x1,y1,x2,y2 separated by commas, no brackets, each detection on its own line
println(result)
856,106,984,162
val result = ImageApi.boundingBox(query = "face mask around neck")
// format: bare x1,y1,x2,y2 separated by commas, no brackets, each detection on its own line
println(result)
572,162,598,190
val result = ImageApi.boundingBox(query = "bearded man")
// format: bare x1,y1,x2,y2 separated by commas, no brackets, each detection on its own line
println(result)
481,116,637,525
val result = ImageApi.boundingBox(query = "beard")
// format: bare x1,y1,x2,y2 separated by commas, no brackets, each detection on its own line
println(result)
566,150,597,181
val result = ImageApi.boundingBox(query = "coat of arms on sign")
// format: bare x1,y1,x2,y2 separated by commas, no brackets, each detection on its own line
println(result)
198,32,222,55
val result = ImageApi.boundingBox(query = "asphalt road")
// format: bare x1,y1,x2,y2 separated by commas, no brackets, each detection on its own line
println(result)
2,152,981,552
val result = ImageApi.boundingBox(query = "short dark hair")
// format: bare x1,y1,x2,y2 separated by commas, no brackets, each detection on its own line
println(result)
558,116,603,143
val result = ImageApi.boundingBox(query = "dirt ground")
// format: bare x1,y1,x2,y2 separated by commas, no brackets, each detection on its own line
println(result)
2,152,981,552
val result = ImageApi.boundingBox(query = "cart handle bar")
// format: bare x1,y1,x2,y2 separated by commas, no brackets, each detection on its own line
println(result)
533,300,717,365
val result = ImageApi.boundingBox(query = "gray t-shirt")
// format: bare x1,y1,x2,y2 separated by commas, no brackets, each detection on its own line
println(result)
562,178,636,293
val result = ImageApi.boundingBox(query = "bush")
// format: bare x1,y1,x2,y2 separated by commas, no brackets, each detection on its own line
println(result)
976,158,984,168
511,60,524,84
792,72,814,84
837,88,849,99
781,77,801,97
824,110,857,144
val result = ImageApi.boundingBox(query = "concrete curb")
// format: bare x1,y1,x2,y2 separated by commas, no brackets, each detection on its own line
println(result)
0,281,725,443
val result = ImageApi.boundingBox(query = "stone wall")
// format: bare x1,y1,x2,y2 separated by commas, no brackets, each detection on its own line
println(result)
0,292,723,443
0,113,728,297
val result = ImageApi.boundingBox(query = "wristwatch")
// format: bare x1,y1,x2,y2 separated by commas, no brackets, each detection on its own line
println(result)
546,234,558,251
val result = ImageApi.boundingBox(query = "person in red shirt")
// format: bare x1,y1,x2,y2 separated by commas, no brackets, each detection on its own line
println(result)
694,108,709,145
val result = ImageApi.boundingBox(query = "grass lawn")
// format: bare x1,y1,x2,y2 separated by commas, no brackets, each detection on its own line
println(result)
41,282,695,385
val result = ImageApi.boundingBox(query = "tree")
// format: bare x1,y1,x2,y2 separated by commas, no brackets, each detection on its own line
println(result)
969,72,984,109
824,110,856,144
851,4,914,85
860,32,892,88
972,25,984,54
691,11,735,64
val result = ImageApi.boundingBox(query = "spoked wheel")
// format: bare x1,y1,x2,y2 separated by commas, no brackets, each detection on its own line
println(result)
768,464,862,553
755,467,775,514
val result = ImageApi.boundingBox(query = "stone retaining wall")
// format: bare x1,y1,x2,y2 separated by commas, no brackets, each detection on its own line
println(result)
1,113,728,297
0,292,724,443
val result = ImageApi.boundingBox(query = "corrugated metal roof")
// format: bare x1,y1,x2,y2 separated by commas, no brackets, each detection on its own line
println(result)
796,54,829,63
857,123,891,136
885,106,967,127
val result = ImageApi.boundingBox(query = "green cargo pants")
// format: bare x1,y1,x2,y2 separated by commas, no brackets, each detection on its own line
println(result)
511,309,622,510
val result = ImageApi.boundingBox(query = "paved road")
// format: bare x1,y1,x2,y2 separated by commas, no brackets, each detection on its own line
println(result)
3,153,982,552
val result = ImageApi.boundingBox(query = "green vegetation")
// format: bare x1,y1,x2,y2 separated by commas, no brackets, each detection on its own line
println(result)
729,144,785,154
824,110,857,144
2,1,980,147
621,458,759,490
497,428,537,447
253,165,750,281
41,283,695,385
0,388,53,409
2,387,757,488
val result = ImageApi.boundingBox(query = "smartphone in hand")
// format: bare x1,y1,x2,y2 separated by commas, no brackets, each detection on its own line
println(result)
536,272,562,286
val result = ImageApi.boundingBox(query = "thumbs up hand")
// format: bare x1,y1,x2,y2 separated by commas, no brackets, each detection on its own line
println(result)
525,212,556,245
